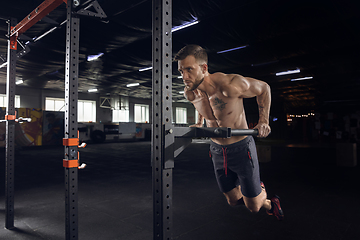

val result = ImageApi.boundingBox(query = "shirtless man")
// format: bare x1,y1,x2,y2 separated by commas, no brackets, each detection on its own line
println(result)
174,44,283,220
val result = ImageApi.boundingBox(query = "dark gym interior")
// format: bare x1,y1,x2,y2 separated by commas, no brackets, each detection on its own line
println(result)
1,0,360,239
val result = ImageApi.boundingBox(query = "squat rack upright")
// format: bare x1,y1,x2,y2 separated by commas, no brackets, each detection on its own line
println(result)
3,0,106,239
151,1,259,239
4,0,70,231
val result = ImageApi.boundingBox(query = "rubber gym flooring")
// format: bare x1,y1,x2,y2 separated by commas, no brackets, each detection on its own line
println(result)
0,138,359,240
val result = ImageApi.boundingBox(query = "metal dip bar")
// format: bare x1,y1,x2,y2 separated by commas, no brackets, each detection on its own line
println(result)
173,127,258,138
173,127,259,158
231,128,259,136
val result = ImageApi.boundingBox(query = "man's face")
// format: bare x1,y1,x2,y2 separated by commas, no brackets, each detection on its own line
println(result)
178,55,206,91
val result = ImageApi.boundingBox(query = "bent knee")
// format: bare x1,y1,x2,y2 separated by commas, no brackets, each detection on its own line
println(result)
228,198,245,207
247,205,261,213
228,201,238,207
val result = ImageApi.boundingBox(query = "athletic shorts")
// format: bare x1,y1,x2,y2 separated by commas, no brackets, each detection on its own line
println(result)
209,136,262,198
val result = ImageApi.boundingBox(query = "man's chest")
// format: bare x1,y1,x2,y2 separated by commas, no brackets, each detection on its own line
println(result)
209,96,228,112
193,91,237,120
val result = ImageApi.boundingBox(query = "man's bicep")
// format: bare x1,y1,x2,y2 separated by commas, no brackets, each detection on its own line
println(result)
240,77,268,98
224,75,250,98
228,76,261,98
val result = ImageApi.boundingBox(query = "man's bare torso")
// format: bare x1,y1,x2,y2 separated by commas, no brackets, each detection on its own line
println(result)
188,73,249,145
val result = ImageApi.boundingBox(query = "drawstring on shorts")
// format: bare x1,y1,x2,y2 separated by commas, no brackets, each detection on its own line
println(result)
222,147,228,177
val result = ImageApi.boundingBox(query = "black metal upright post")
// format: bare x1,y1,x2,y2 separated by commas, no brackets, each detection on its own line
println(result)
152,0,174,239
64,0,79,239
5,17,17,230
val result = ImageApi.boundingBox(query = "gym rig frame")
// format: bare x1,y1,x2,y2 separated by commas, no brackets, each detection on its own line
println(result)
3,1,258,239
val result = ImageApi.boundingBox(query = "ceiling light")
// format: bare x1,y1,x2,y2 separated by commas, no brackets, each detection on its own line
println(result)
276,68,300,76
291,76,313,82
126,83,140,87
16,80,24,85
139,66,152,72
88,88,98,92
172,19,199,32
177,76,182,78
87,53,104,62
217,45,248,54
179,91,184,94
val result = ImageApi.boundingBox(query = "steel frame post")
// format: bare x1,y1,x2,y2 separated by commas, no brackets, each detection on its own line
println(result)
152,0,173,239
5,17,17,230
64,1,79,239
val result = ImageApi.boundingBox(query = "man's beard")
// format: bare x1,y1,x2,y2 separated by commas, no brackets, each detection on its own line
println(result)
187,77,204,91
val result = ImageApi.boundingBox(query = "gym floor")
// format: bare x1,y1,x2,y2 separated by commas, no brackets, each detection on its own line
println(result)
0,139,359,240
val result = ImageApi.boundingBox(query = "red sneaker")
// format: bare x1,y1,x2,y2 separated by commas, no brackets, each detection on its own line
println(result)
266,195,284,220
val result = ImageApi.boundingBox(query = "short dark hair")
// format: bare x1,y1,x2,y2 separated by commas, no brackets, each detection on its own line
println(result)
174,44,208,64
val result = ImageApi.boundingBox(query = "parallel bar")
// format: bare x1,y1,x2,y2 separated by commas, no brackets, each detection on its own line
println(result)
231,129,259,136
174,127,228,138
10,0,66,37
5,17,17,230
173,127,259,158
64,1,79,239
152,0,173,239
174,127,259,138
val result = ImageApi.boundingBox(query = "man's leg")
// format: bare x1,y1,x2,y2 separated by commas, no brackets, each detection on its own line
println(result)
224,185,271,211
223,185,244,206
243,187,271,213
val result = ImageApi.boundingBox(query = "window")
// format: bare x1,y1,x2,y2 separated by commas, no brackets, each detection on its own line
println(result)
112,97,129,122
134,104,149,123
78,100,96,122
176,107,187,124
0,94,21,108
112,109,129,122
45,97,65,112
45,97,96,122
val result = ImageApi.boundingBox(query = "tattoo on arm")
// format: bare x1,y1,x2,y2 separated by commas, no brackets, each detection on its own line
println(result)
257,90,270,124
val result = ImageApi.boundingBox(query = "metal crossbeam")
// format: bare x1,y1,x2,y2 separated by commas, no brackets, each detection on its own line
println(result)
76,0,107,18
9,0,66,38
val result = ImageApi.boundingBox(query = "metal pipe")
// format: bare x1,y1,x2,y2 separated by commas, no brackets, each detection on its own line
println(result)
231,129,259,136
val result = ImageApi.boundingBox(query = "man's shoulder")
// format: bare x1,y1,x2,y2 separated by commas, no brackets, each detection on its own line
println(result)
210,73,247,90
210,72,246,82
210,72,228,79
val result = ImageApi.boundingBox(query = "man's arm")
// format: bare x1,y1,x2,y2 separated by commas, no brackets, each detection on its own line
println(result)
247,77,271,125
252,78,271,138
225,75,271,137
183,88,205,127
183,87,195,101
190,111,204,127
